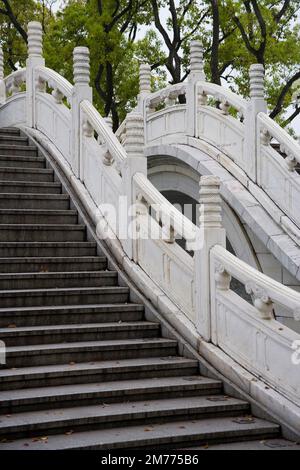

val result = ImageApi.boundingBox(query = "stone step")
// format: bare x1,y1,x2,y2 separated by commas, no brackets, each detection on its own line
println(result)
187,439,300,450
0,271,117,290
0,286,129,308
0,224,86,242
0,209,77,224
0,303,145,328
0,144,37,156
0,321,160,347
0,256,106,272
0,357,198,391
0,416,280,450
0,395,250,439
0,193,69,210
0,135,28,146
0,376,220,414
0,167,53,182
0,181,61,194
0,128,20,136
0,241,96,258
4,338,178,367
0,155,45,169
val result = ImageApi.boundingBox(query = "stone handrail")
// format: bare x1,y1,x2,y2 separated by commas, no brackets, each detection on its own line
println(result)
210,243,300,408
133,171,197,247
211,244,300,320
115,118,126,145
145,83,187,111
196,81,248,117
4,69,26,96
81,99,127,164
35,66,73,103
258,112,300,171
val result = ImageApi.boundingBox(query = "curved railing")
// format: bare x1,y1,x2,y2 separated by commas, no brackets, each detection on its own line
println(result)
197,82,247,117
0,24,299,432
35,66,73,102
81,100,126,164
140,63,300,242
257,112,300,228
211,244,300,407
4,69,26,97
145,83,187,112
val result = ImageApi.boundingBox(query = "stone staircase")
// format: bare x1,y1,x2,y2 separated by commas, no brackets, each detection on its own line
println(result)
0,127,291,449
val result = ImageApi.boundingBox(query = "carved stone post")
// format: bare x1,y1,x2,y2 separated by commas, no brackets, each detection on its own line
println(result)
0,46,5,105
244,64,267,182
186,40,205,137
122,111,147,260
137,63,151,145
72,46,92,179
194,175,226,341
26,21,45,127
138,63,151,113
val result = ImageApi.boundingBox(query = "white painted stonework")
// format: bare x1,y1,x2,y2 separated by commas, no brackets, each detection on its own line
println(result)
0,24,300,435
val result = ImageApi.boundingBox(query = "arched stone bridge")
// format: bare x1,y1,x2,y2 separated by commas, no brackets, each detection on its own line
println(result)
0,23,299,447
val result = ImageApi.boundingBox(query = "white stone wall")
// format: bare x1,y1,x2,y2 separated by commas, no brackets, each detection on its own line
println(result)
148,154,300,333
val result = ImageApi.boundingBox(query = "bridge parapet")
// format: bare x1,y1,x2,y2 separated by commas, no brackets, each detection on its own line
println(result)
135,43,300,238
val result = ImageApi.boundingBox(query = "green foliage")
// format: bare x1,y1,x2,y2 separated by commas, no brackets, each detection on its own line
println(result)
0,0,299,129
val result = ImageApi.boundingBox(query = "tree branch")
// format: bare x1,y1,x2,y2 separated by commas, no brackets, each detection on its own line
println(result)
270,70,300,119
282,106,300,127
1,0,27,42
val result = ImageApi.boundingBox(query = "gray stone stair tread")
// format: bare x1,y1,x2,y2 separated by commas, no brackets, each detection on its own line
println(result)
6,337,176,354
0,209,76,215
0,374,210,405
0,193,68,199
0,155,43,161
0,167,51,173
0,128,20,134
0,224,84,229
0,271,115,280
0,417,280,450
187,439,300,450
0,144,36,150
0,180,60,187
0,302,144,314
0,377,221,405
0,270,113,276
0,321,159,335
0,356,198,379
0,256,103,263
0,286,128,295
0,242,95,247
0,136,28,142
0,396,249,430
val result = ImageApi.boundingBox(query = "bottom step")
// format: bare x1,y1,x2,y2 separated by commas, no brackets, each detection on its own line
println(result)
187,439,300,450
0,416,280,450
